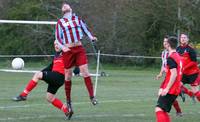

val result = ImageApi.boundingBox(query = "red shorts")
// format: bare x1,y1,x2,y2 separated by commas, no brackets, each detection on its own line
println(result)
62,46,88,69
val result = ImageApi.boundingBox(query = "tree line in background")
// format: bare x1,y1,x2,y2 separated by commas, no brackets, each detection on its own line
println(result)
0,0,200,64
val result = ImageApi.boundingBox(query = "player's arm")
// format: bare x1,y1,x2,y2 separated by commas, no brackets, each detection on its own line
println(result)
80,19,97,41
41,61,53,72
184,48,198,71
161,58,177,96
158,66,165,96
156,65,165,80
55,20,65,50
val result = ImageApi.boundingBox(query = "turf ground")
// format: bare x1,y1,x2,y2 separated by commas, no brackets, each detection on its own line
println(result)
0,67,200,122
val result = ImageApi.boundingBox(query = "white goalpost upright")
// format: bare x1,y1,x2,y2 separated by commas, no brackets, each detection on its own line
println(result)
94,50,100,96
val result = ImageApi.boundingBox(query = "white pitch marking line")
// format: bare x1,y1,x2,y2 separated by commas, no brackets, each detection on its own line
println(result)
0,113,146,121
0,99,135,109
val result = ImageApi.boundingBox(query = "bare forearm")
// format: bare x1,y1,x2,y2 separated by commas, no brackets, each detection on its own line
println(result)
166,70,177,90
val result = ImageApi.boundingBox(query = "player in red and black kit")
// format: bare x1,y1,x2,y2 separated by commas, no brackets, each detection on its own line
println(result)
156,36,183,117
155,36,182,122
12,41,73,120
176,33,200,102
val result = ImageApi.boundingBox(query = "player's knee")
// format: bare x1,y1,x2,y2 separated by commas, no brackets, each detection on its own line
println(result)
81,72,90,77
65,72,72,81
79,66,90,77
46,93,55,103
155,107,163,112
33,71,42,81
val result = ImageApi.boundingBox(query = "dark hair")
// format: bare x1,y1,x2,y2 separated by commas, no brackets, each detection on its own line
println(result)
62,1,68,6
164,35,169,39
168,36,178,49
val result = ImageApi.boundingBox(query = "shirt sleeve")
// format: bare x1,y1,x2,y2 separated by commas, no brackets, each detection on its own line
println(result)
167,57,177,69
189,48,197,62
80,19,94,40
55,20,65,49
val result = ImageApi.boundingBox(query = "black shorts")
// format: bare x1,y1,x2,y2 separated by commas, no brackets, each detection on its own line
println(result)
182,73,198,84
156,94,177,112
42,71,64,94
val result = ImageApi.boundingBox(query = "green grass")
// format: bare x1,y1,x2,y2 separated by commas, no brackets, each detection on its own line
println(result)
0,67,200,122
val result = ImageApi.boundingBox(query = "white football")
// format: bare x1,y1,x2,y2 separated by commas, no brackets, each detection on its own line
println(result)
12,58,24,70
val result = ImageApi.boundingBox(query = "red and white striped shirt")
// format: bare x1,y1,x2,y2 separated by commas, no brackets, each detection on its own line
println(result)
161,49,169,72
55,14,94,49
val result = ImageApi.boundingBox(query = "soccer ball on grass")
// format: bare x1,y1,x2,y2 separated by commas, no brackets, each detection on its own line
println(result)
11,58,24,70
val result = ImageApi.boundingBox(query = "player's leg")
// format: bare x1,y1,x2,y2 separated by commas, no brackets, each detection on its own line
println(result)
46,92,72,120
191,86,200,101
181,85,193,97
155,107,170,122
172,100,182,117
64,68,74,112
46,92,68,113
12,71,42,101
76,46,98,105
155,94,177,122
181,74,197,103
45,71,73,120
189,73,200,101
79,64,98,105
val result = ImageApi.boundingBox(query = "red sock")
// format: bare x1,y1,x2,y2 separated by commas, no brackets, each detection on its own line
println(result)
51,98,68,113
20,80,37,97
84,77,94,97
172,100,182,113
195,91,200,101
65,80,72,102
182,86,193,97
156,111,170,122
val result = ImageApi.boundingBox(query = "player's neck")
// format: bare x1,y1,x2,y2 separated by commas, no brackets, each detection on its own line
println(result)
63,12,72,18
168,49,176,55
180,43,188,47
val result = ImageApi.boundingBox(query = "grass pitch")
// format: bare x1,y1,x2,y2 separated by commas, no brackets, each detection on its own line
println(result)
0,67,200,122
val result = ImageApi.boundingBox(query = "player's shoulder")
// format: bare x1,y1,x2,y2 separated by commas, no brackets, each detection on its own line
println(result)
187,45,195,50
169,52,180,59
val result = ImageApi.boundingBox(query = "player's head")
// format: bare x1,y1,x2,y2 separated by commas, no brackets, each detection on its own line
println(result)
167,36,178,50
54,41,61,52
62,2,72,14
180,33,189,46
163,35,169,49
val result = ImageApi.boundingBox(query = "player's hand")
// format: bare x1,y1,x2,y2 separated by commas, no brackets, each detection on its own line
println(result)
62,46,70,52
161,88,169,96
91,36,98,42
156,73,162,80
158,88,163,96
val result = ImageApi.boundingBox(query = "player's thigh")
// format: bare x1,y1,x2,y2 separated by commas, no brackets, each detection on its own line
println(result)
47,84,61,94
42,71,64,86
76,46,88,66
62,51,76,69
156,94,177,113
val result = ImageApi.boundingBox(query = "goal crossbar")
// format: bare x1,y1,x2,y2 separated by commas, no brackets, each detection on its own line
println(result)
0,20,56,25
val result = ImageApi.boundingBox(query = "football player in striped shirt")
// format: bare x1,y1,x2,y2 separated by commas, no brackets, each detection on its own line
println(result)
55,2,98,113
